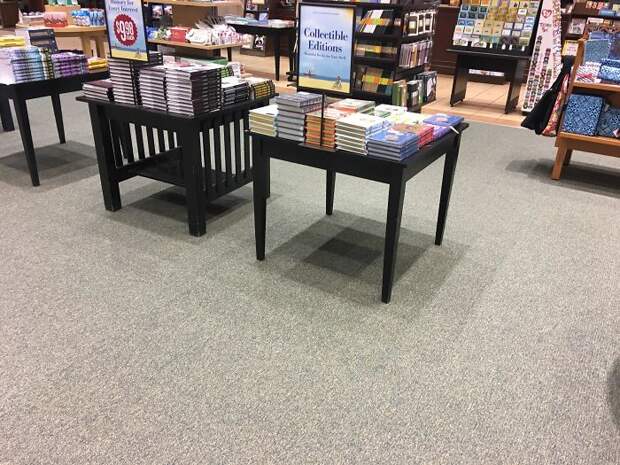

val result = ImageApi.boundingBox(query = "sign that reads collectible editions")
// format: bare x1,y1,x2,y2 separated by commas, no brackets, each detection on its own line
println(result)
297,3,355,95
105,0,148,61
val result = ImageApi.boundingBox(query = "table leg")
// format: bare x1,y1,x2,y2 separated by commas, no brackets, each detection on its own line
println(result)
450,55,469,106
382,175,406,303
253,137,269,260
80,35,93,57
505,60,525,114
51,94,66,144
326,169,336,215
435,134,461,246
12,96,39,186
95,36,106,58
551,142,570,180
88,103,121,211
287,30,295,74
274,33,281,81
227,47,232,61
0,97,14,131
179,126,206,236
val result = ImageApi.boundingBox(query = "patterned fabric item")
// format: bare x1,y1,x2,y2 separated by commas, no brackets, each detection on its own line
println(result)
561,94,604,136
575,62,602,83
542,74,570,137
598,58,620,82
596,104,620,136
584,39,611,63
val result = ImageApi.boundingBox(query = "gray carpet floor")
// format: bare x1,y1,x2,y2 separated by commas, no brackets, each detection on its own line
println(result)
0,93,619,465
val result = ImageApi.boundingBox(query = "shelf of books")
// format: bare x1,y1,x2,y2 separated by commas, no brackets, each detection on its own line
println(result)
310,0,440,110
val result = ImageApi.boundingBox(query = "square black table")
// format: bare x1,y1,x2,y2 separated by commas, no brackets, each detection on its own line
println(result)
0,71,110,186
227,23,295,81
251,122,468,303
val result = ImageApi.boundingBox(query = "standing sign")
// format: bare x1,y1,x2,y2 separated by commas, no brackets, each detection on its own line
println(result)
104,0,148,61
297,3,355,95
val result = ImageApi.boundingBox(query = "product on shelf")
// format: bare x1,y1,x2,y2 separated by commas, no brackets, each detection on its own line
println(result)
0,36,26,48
0,46,54,83
82,79,114,102
87,57,108,72
108,52,164,106
221,76,250,106
249,104,278,136
71,9,105,27
139,65,168,112
354,65,394,96
166,62,224,116
52,52,88,77
43,12,69,28
398,39,433,68
357,9,399,34
374,103,408,117
561,94,604,136
246,76,276,100
354,41,398,59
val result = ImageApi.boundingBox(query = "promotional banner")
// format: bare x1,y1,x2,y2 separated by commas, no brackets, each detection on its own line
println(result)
105,0,148,61
297,3,355,95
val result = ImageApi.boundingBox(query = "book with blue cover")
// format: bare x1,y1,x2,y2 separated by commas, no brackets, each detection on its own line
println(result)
423,113,464,127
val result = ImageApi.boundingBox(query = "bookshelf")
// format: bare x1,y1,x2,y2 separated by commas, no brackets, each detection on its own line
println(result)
302,0,438,108
552,39,620,179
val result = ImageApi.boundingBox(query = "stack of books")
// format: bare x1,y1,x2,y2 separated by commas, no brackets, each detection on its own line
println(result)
354,41,397,59
139,65,167,112
87,57,108,72
82,79,114,102
367,128,420,161
304,107,347,149
354,65,394,96
249,104,278,137
221,76,250,107
423,113,463,141
0,36,26,48
51,52,87,78
108,52,163,106
335,113,390,155
274,92,322,142
165,62,223,116
247,76,276,100
357,10,398,34
0,47,53,83
374,104,407,118
328,98,374,114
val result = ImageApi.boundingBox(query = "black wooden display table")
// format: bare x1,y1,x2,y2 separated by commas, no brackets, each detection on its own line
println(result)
251,122,469,303
0,71,109,186
78,96,271,237
448,49,528,114
227,23,295,81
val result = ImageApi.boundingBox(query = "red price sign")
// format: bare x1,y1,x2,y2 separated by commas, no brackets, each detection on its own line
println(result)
113,14,137,46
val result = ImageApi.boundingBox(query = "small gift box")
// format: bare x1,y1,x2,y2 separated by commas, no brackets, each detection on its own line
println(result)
561,94,604,136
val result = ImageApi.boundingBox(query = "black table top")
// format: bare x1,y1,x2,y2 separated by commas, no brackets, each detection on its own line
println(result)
0,71,110,90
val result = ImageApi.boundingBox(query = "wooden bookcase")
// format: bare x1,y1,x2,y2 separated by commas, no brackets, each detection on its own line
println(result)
553,39,620,180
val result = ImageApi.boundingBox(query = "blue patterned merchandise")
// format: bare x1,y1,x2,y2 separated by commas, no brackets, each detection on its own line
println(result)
598,58,620,83
596,105,620,136
561,94,604,136
584,39,611,63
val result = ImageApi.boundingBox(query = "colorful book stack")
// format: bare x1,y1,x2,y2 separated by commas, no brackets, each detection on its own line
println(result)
249,104,278,137
354,65,394,96
108,52,163,106
357,10,398,34
354,42,397,59
274,92,323,142
423,113,463,140
387,112,434,146
328,98,375,114
335,113,390,155
87,57,108,72
82,79,114,102
165,62,223,116
304,108,347,149
0,36,26,48
51,52,88,78
399,39,432,68
0,47,54,83
374,104,407,118
367,128,420,161
139,65,167,112
221,76,250,107
246,77,276,100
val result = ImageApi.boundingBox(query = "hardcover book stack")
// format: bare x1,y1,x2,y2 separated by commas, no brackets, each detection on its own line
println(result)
274,92,322,142
82,79,114,102
423,113,463,141
357,9,399,35
399,39,432,68
374,104,407,118
247,76,276,100
304,107,347,149
249,104,278,137
335,113,390,155
328,98,374,115
354,65,394,96
108,51,163,106
51,52,88,78
0,47,54,83
165,62,223,116
367,128,420,161
354,42,397,59
139,65,167,112
387,112,434,146
221,76,250,107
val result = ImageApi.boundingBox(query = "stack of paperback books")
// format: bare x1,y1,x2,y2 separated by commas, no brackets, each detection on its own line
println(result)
423,113,463,141
367,128,420,161
328,98,375,115
247,76,276,100
304,107,347,149
139,65,167,112
108,52,163,106
335,113,390,155
221,76,250,107
249,104,278,137
0,47,54,83
165,62,223,116
51,52,87,78
274,92,322,142
374,104,407,118
82,79,114,102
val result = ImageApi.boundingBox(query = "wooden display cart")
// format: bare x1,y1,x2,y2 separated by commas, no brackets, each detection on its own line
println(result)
552,39,620,180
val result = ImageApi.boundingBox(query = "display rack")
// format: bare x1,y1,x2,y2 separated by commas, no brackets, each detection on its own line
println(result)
552,39,620,180
300,0,438,107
